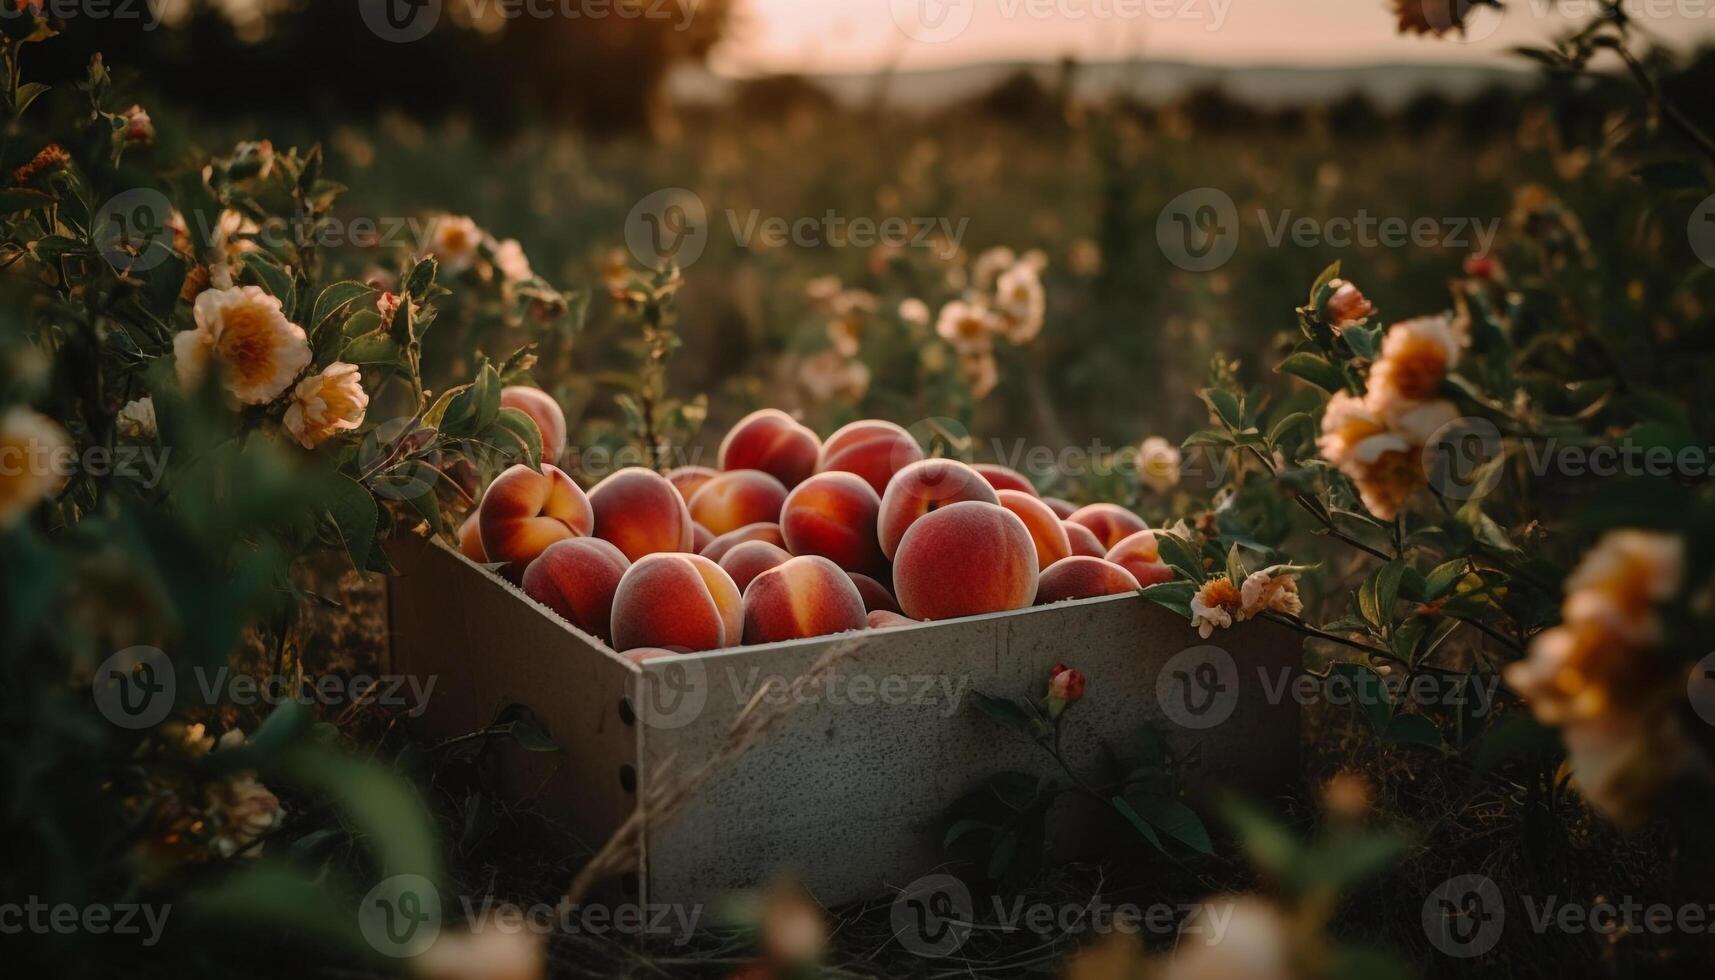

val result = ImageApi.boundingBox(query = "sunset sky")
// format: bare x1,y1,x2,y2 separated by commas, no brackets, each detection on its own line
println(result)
711,0,1715,75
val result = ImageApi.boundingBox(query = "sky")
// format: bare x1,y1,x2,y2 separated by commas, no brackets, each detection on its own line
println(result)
710,0,1715,75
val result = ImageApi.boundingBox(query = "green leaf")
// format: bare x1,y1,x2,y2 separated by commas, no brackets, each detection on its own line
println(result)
1222,798,1303,880
1139,581,1195,618
405,256,438,296
188,863,364,951
1202,389,1243,429
489,407,542,468
1279,352,1345,393
968,691,1037,736
1374,560,1406,621
1225,543,1248,587
1181,429,1236,448
1309,260,1342,307
1423,560,1466,600
1310,830,1408,890
312,281,376,333
0,187,53,215
1343,324,1383,361
242,251,295,309
1266,411,1311,447
1111,796,1164,851
506,715,561,753
1125,795,1213,854
281,744,441,880
1154,533,1205,583
15,82,50,114
325,474,379,570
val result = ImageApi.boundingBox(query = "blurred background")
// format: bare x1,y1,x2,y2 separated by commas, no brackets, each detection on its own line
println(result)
57,0,1715,471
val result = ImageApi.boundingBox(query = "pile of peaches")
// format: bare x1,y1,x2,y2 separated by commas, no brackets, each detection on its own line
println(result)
458,393,1173,660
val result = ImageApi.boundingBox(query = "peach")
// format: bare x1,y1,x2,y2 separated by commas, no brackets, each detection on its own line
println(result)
499,386,568,464
877,458,1000,560
974,463,1037,496
1064,520,1105,558
780,471,886,576
586,467,696,561
457,512,487,562
478,463,594,570
1042,496,1078,519
817,419,924,496
522,537,631,642
742,555,867,645
719,540,792,592
1106,529,1176,588
1036,556,1141,604
700,522,786,563
893,501,1039,621
848,572,901,614
996,489,1072,570
611,553,743,652
667,465,719,503
1066,503,1149,551
719,408,821,488
866,610,918,630
689,469,789,536
692,522,714,553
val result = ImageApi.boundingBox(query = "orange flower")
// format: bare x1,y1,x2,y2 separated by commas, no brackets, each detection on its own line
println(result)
282,362,369,450
1322,278,1374,334
1368,315,1462,403
1190,577,1242,638
174,286,312,405
1240,570,1303,620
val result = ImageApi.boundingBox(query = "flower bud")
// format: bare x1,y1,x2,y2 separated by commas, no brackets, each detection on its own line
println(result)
1046,662,1086,718
1322,278,1374,334
123,104,154,147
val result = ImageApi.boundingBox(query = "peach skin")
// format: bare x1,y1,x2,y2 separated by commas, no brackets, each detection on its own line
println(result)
477,463,593,570
611,553,743,652
718,540,792,592
996,489,1072,570
866,610,918,630
521,537,631,642
1064,520,1106,558
1042,496,1078,519
1035,556,1141,604
877,458,1000,560
457,511,487,563
1105,529,1175,588
692,522,714,553
719,408,821,488
974,463,1037,496
689,469,789,536
848,572,901,614
816,419,924,496
666,465,719,503
741,555,867,644
587,466,697,561
499,385,568,464
893,501,1039,621
1065,503,1149,551
780,471,886,576
700,522,786,562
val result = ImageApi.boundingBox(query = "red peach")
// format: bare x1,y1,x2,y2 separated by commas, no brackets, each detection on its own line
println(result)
1064,520,1106,558
877,458,1000,560
742,555,867,644
457,512,487,562
719,540,792,592
667,465,719,503
1066,503,1149,551
478,463,594,570
974,463,1037,496
893,501,1039,621
1105,529,1175,587
996,489,1072,570
719,408,821,488
866,610,918,630
499,386,568,464
587,467,697,561
1042,496,1078,519
700,522,786,563
692,522,714,553
817,419,925,496
780,471,886,576
689,469,789,536
522,537,631,642
848,572,901,614
611,553,743,652
1035,556,1141,604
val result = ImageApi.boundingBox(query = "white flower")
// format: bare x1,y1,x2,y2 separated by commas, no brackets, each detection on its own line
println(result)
0,408,70,527
174,286,312,405
1165,897,1294,980
1137,436,1181,494
492,238,533,283
282,362,369,449
971,246,1016,290
1190,578,1242,639
1240,570,1303,619
1369,314,1463,403
994,261,1046,343
799,350,871,404
935,300,997,354
898,297,931,329
804,274,843,304
427,215,482,273
116,397,157,440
